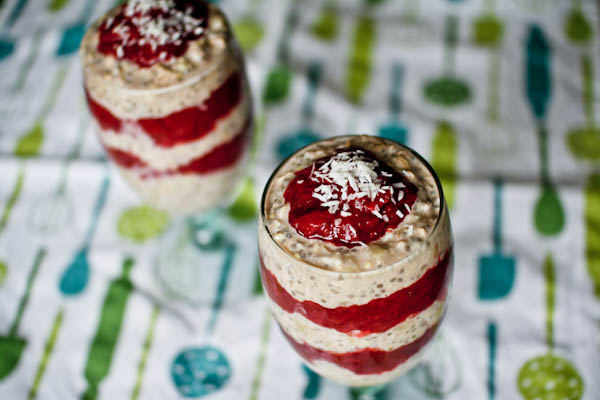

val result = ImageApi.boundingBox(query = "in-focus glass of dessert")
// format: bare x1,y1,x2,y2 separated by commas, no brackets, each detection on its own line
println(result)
81,0,252,214
259,135,453,387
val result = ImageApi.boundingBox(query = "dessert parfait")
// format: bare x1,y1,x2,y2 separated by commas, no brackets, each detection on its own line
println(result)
259,135,453,387
81,0,252,213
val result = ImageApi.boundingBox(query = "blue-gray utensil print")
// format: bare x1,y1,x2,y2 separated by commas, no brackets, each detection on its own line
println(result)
276,62,323,160
56,0,97,56
0,0,30,61
378,63,409,144
59,173,110,296
478,179,516,300
171,242,237,398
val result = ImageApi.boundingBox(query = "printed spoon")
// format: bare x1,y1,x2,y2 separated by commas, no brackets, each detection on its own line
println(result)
0,0,31,61
56,0,98,56
0,248,46,381
564,0,592,45
59,171,110,296
517,254,583,400
378,63,409,144
262,0,300,105
478,178,516,300
233,0,264,53
487,321,497,400
117,205,170,243
171,242,237,397
48,0,71,13
130,305,160,400
311,0,339,42
584,173,600,299
431,120,458,210
525,25,564,236
345,1,377,104
423,14,471,107
276,62,323,160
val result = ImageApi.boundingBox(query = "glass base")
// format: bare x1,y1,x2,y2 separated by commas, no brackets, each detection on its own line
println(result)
155,209,230,304
407,331,462,396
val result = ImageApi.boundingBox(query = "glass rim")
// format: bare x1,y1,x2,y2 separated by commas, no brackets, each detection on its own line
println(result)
259,134,448,277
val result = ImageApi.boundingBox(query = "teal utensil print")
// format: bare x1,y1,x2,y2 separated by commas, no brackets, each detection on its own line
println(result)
423,14,471,107
302,365,322,399
516,254,584,400
232,0,264,53
0,0,31,61
82,256,135,400
487,322,497,400
248,310,271,400
584,173,600,299
478,179,516,300
345,9,376,104
276,62,323,160
263,1,299,105
378,63,409,144
131,305,160,400
525,25,565,236
349,384,388,400
311,0,339,42
0,248,46,381
56,0,98,56
171,242,237,397
59,172,110,296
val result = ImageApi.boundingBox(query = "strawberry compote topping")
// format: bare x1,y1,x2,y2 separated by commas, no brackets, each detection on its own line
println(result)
283,149,418,247
97,0,209,68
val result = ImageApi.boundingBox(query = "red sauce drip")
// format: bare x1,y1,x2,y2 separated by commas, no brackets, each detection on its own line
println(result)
282,320,441,375
85,71,243,148
283,149,418,247
260,247,452,336
97,0,209,68
105,117,251,178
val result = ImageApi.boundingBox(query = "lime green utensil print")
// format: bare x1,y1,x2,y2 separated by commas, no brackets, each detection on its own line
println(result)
0,248,46,381
248,310,272,400
131,305,160,400
0,165,25,285
311,0,339,42
118,205,170,243
27,309,64,400
48,0,70,12
566,54,600,162
517,254,584,400
82,256,135,400
233,0,264,53
584,173,600,299
431,121,458,210
262,1,300,105
525,25,564,236
345,14,376,104
564,0,592,45
423,14,471,107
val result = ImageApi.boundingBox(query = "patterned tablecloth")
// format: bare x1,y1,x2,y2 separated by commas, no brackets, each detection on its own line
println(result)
0,0,599,399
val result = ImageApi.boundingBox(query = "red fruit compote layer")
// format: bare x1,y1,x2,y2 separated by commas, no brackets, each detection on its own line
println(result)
259,135,453,387
80,0,252,213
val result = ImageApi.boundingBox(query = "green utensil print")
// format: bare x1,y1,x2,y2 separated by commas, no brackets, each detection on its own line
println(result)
82,256,135,400
0,0,31,61
0,248,46,381
564,0,592,45
566,54,600,162
131,305,160,400
276,62,323,160
311,0,339,42
118,205,170,243
48,0,70,13
423,14,471,107
0,165,24,285
233,0,264,53
431,121,457,210
262,1,300,105
228,114,266,222
345,14,376,104
378,63,409,145
478,178,516,300
248,310,272,400
516,254,584,400
584,173,600,299
525,25,564,236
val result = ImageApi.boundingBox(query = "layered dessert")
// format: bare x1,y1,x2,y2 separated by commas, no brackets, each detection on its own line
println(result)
259,135,453,387
80,0,252,213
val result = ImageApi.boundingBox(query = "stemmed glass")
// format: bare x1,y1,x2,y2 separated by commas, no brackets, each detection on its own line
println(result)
258,136,457,396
